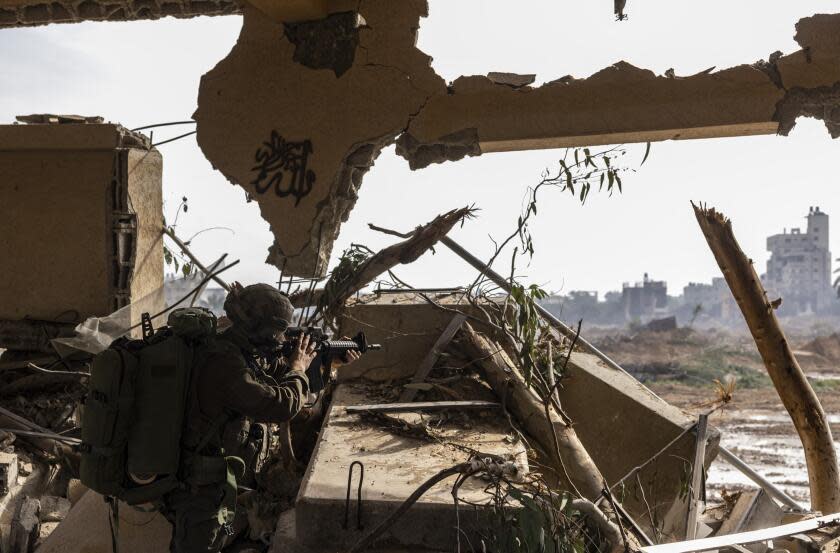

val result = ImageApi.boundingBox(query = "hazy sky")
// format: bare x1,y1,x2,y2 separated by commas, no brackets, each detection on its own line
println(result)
2,1,838,297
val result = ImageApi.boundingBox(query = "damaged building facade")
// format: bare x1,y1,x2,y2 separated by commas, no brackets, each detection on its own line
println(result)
1,2,840,553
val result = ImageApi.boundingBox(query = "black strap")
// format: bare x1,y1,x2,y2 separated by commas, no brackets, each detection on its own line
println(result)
193,411,232,455
107,497,119,553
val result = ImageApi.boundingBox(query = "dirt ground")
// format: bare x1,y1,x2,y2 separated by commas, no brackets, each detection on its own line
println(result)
649,379,840,506
586,327,840,506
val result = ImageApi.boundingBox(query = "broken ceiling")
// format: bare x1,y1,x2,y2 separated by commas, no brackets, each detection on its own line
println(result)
194,6,840,277
7,0,835,278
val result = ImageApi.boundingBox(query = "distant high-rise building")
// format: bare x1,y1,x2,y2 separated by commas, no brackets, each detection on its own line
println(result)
764,206,834,314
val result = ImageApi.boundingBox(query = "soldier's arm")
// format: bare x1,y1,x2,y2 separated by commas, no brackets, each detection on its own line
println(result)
209,353,310,423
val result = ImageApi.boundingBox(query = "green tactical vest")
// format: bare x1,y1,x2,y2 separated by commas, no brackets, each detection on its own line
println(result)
79,307,218,505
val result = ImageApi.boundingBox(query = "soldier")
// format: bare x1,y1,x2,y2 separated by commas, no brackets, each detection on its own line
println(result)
161,283,357,552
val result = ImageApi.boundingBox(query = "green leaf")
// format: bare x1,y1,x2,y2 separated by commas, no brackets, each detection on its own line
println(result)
642,141,651,165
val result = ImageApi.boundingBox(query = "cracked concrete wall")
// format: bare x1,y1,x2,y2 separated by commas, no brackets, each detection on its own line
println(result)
195,0,445,277
196,8,840,277
775,13,840,136
0,122,163,321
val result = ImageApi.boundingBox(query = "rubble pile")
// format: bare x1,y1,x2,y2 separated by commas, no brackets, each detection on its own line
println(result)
0,341,87,551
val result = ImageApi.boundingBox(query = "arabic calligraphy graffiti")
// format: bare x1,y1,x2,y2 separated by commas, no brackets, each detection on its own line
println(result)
250,131,316,206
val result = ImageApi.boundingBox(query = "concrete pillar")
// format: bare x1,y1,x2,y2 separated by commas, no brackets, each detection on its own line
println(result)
0,118,164,331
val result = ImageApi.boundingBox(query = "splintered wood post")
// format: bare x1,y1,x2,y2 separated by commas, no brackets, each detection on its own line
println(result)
693,203,840,513
307,206,473,317
399,313,467,402
547,341,560,406
455,322,605,500
685,414,709,540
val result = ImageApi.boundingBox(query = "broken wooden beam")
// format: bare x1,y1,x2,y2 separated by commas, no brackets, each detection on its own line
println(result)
345,400,499,414
314,207,473,315
693,203,840,514
162,226,231,291
455,322,606,501
685,414,709,540
399,313,467,402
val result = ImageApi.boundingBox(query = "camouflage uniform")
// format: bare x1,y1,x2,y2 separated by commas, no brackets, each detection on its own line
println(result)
161,284,308,553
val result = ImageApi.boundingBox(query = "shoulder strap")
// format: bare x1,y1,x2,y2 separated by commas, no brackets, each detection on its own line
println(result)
192,410,232,455
106,496,120,553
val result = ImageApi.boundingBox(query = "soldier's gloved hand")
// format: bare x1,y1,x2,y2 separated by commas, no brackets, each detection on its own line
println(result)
332,341,362,368
290,333,317,374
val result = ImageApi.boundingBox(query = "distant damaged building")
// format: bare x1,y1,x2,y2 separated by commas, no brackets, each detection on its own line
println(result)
764,207,835,315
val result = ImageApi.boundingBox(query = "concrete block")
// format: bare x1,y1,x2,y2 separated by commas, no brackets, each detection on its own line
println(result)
10,496,40,553
0,464,45,553
777,14,840,91
36,492,170,553
0,452,18,496
0,122,163,324
65,479,87,506
335,291,499,382
38,497,70,523
295,383,527,551
558,352,720,541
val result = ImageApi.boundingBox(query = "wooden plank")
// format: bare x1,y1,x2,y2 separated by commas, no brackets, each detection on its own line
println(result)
346,401,500,414
641,513,840,553
399,313,467,402
716,490,761,537
685,414,709,540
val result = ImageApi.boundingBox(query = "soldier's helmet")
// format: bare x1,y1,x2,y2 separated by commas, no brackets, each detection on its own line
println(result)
223,283,294,348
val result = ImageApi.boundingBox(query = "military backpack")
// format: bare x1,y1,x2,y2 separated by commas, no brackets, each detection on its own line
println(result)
79,307,217,505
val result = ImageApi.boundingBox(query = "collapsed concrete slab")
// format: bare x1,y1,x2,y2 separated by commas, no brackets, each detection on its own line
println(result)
336,292,719,541
295,382,527,551
196,9,840,276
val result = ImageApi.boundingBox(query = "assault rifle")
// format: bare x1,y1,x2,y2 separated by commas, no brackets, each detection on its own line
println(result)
277,327,382,393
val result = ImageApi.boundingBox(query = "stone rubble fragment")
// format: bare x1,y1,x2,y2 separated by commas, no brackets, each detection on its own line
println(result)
38,496,70,523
